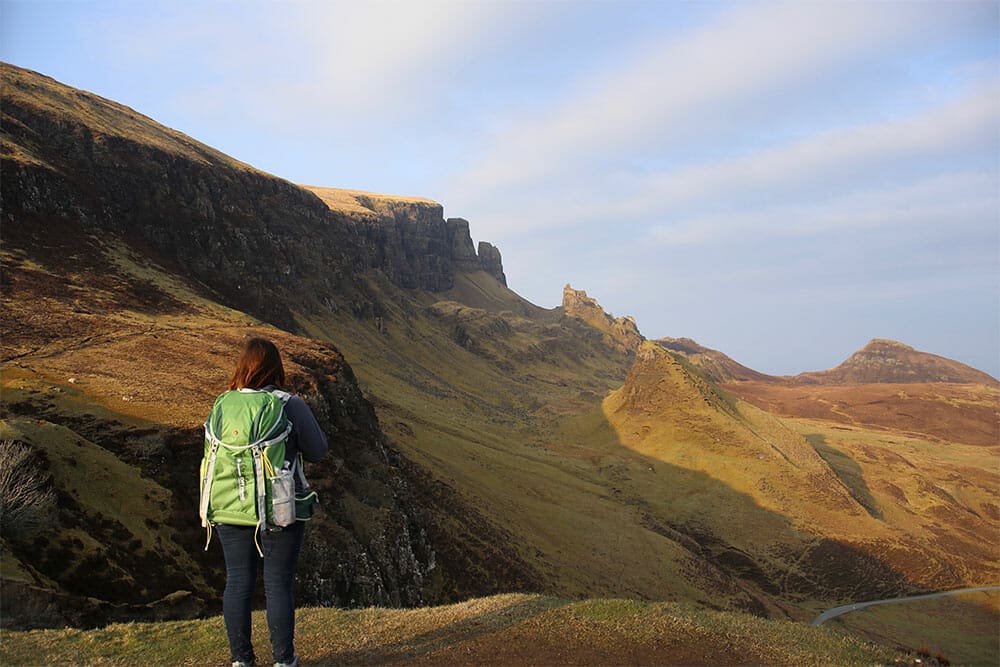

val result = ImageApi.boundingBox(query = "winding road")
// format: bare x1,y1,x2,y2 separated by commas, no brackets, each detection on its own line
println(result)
811,585,1000,626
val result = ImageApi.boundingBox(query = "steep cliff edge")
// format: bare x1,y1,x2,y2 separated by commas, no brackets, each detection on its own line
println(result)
1,63,507,331
0,62,523,627
561,285,643,355
299,185,508,290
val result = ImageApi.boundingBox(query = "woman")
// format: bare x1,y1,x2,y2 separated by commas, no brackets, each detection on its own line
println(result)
215,337,328,667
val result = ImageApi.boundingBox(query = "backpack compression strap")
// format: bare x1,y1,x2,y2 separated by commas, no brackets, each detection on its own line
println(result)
200,439,221,549
201,412,293,554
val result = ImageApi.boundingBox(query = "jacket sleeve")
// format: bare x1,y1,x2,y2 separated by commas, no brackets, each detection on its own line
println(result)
286,395,329,462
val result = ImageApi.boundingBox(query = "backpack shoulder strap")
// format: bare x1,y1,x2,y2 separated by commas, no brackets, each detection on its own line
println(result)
271,389,292,404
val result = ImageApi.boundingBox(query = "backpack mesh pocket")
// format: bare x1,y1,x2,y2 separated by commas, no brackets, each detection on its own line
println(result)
270,467,296,527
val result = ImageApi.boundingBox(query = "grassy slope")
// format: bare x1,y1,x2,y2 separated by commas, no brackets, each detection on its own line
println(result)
607,345,999,593
0,593,900,666
298,274,811,613
830,589,1000,667
0,62,259,175
292,270,1000,615
0,231,261,614
725,380,1000,447
1,227,424,620
783,418,1000,589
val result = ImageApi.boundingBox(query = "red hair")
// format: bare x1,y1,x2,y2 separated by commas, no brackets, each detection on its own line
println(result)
229,337,286,390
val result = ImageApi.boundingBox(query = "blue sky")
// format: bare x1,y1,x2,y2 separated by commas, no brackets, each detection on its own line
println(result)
3,0,998,377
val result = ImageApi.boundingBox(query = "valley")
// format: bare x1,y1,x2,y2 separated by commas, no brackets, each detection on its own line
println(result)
1,61,997,664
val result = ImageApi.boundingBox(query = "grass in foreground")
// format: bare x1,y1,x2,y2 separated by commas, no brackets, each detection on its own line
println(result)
2,594,901,666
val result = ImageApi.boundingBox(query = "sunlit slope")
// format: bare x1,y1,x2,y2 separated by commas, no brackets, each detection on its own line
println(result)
726,380,1000,447
295,274,793,614
0,594,901,667
1,63,259,174
601,342,999,597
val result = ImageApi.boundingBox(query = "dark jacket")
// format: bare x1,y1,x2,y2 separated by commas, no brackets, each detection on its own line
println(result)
263,386,328,489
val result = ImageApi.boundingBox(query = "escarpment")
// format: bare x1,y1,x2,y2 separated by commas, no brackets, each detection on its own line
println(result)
1,63,506,331
561,284,644,355
0,61,516,626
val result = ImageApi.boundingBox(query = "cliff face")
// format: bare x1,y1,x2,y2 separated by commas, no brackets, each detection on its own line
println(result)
0,62,487,623
1,64,505,331
561,284,643,355
477,241,507,286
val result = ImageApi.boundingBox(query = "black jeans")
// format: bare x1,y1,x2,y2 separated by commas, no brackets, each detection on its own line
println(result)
216,521,305,665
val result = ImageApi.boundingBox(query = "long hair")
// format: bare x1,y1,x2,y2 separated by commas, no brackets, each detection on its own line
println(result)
229,337,286,390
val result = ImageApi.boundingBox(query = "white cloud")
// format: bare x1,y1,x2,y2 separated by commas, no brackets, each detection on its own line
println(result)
625,84,1000,216
449,77,998,245
282,1,526,116
647,170,999,247
106,1,549,131
452,1,992,199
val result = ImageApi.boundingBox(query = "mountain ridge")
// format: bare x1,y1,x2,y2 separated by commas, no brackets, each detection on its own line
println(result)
2,61,996,648
658,336,996,385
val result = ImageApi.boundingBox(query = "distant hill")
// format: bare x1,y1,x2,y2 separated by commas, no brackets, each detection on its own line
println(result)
2,61,997,643
659,336,996,386
794,339,998,385
562,285,644,355
656,337,773,383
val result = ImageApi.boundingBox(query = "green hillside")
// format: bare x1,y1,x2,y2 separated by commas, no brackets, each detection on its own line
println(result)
0,594,900,666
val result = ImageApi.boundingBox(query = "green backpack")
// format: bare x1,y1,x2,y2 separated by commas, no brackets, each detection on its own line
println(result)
199,389,301,554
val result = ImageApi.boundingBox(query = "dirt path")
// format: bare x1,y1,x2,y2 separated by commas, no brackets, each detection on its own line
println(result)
811,585,1000,625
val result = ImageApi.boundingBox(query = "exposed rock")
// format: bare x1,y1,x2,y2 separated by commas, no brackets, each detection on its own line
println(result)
477,241,507,286
357,197,456,291
561,284,643,355
795,339,998,385
657,337,772,383
1,63,508,324
0,61,447,623
446,218,480,272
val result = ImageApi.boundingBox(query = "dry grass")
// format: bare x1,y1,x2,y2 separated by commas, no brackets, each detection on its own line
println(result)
725,380,1000,446
0,594,901,666
1,63,260,174
301,184,439,218
830,589,1000,666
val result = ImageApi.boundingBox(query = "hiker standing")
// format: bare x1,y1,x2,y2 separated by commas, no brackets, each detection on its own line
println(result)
201,337,328,667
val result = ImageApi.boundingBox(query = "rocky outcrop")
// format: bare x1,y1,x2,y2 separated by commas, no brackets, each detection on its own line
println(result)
477,241,507,286
446,218,480,272
0,63,507,328
657,337,772,383
561,285,643,355
359,199,456,291
795,339,998,385
0,62,467,623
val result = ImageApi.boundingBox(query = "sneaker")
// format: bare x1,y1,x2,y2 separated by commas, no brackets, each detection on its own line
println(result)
232,662,255,667
274,656,299,667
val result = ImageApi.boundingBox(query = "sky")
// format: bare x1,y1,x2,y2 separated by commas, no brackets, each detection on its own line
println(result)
2,0,998,377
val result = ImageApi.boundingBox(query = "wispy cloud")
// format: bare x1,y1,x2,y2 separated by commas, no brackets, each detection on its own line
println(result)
451,80,998,241
628,84,1000,219
451,1,993,200
160,1,550,130
649,170,998,246
28,0,993,376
